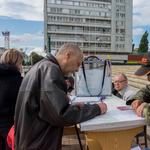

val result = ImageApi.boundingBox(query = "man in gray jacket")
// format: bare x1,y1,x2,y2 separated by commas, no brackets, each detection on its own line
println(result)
113,73,136,101
14,43,107,150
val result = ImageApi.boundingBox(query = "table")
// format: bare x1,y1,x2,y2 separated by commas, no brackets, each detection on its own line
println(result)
72,95,147,150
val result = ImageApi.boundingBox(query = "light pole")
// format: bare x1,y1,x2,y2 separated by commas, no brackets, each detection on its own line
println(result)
31,53,37,66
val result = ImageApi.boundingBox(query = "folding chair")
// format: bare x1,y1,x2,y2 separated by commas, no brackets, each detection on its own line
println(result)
135,125,147,147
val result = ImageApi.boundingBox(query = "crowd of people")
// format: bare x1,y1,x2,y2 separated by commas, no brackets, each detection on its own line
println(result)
0,43,150,150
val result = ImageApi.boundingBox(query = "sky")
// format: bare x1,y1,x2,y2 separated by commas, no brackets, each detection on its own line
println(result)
0,0,150,56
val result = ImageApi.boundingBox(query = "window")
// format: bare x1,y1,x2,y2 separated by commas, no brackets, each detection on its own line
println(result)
120,0,125,2
57,17,62,21
120,29,125,34
75,9,80,14
69,17,74,22
116,5,119,10
116,29,119,33
100,12,105,16
56,0,61,4
116,36,119,41
115,44,119,48
74,2,80,6
116,13,119,18
120,13,125,17
119,44,124,48
105,4,108,8
83,10,89,15
106,12,111,17
120,21,125,25
51,26,57,30
116,21,119,26
90,27,95,31
92,3,98,7
69,1,73,5
51,0,55,3
120,37,125,41
120,6,125,10
91,11,97,16
99,4,103,8
116,0,119,2
86,3,91,7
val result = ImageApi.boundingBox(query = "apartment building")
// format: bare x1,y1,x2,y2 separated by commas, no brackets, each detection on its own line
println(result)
44,0,132,56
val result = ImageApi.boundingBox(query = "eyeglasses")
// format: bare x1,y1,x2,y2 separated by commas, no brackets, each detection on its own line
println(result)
114,80,126,84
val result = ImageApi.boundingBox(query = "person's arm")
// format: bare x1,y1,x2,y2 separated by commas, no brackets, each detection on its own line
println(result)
143,103,150,126
37,64,106,127
126,85,150,105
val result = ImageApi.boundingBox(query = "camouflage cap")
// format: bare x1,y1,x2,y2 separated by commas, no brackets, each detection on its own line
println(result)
134,51,150,77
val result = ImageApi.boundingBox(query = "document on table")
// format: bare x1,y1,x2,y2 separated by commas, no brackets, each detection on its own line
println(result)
107,110,143,121
70,96,100,103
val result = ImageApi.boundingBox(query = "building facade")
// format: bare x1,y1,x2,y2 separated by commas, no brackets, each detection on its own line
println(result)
44,0,132,56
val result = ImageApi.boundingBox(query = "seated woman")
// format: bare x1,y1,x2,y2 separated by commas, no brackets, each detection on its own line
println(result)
0,49,24,150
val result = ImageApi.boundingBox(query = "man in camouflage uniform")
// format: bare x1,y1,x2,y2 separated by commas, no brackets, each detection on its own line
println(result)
126,51,150,125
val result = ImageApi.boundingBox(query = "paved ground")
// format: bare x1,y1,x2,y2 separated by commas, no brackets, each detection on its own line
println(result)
62,129,150,150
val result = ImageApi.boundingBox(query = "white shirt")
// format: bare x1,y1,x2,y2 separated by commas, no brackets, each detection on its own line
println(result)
118,84,136,102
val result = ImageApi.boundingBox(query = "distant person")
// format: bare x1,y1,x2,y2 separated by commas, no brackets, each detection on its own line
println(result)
127,51,150,124
0,49,24,150
65,76,74,96
14,43,107,150
112,73,136,101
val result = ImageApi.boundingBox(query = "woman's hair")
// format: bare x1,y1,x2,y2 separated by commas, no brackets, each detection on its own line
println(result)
1,49,24,71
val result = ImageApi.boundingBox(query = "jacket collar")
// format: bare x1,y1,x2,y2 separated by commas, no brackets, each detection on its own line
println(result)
44,53,61,70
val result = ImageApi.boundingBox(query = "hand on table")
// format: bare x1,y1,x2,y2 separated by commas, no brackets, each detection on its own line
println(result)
131,100,142,111
135,102,147,117
97,103,107,115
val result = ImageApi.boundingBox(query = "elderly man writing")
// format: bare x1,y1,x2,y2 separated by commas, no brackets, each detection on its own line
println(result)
14,43,107,150
113,73,136,101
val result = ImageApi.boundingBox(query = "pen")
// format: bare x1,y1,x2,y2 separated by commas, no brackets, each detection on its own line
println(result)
71,97,76,103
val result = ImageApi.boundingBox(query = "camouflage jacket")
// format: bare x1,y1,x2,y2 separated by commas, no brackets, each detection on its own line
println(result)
126,84,150,126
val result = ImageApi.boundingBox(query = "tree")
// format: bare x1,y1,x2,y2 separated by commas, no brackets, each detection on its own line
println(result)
29,52,44,65
138,31,149,53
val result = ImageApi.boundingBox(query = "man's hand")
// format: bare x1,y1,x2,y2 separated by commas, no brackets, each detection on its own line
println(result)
97,103,107,115
131,100,142,111
72,102,85,106
135,102,147,117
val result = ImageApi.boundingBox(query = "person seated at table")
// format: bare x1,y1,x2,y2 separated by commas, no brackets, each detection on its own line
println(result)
112,73,136,101
65,76,74,96
126,51,150,124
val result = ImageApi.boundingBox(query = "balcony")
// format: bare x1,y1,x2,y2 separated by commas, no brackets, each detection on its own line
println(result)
47,29,111,35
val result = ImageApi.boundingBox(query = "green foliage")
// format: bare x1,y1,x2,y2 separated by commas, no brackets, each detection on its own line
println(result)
132,43,135,52
138,31,149,53
29,52,44,65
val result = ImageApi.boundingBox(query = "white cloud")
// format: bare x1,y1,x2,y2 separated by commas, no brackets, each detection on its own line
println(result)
133,28,145,35
0,0,43,21
28,47,46,57
37,31,42,35
133,0,150,26
10,33,43,44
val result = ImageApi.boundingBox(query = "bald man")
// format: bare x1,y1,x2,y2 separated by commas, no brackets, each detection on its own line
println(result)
14,43,107,150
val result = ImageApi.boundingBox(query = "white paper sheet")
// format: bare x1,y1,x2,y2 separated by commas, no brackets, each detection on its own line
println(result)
71,96,100,103
131,146,142,150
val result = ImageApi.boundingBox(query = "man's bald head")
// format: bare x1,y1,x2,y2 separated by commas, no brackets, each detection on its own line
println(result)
57,43,82,57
